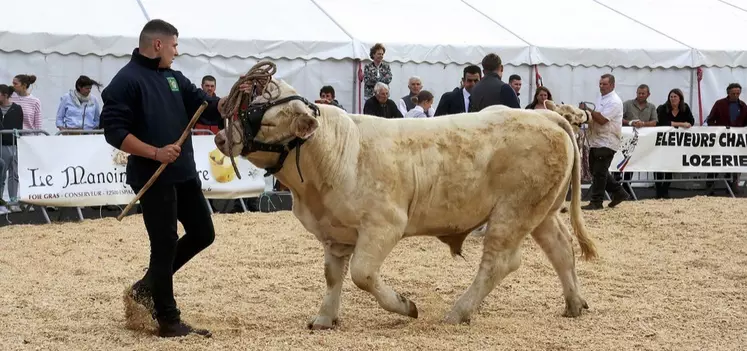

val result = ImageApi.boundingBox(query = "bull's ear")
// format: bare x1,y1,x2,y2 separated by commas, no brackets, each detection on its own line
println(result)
290,101,319,139
545,100,558,111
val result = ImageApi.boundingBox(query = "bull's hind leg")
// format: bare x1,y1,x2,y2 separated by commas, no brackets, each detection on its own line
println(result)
444,216,531,325
531,215,589,317
349,227,418,319
308,244,353,330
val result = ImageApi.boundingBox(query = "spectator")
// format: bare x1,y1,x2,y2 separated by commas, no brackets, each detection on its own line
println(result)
616,84,657,194
316,85,346,111
193,75,223,135
655,88,694,199
705,83,746,194
397,76,434,116
363,82,402,118
11,74,42,130
469,53,520,112
706,83,747,127
622,84,657,127
361,43,392,101
404,90,434,118
0,84,23,213
434,65,482,116
55,75,103,130
525,86,553,109
508,74,522,105
580,73,629,210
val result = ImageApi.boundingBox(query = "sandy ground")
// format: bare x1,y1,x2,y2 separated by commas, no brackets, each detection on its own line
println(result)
1,196,746,350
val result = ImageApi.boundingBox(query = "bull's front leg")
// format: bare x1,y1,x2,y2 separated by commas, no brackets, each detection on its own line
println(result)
349,228,419,319
307,244,352,330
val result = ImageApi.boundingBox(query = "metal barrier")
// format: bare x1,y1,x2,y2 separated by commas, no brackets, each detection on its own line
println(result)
0,129,52,224
6,126,738,226
575,127,741,200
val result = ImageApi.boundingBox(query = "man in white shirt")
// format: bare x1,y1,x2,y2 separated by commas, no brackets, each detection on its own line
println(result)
580,73,630,210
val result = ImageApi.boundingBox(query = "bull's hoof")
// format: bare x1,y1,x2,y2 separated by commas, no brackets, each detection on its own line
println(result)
307,315,338,330
562,297,589,318
407,300,419,318
443,311,470,325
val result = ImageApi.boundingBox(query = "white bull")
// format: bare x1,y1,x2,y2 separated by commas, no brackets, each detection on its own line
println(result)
214,79,598,329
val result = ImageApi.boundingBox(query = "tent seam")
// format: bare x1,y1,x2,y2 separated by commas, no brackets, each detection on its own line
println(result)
309,0,358,59
593,0,696,67
135,0,150,21
459,0,531,46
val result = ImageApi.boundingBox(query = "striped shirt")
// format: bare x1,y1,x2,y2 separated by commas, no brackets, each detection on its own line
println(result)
11,92,42,130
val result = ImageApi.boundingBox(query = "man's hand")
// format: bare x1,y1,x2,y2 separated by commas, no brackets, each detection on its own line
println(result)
218,96,226,112
238,75,257,95
155,144,181,164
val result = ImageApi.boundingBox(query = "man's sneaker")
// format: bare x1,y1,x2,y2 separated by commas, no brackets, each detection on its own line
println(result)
129,280,156,319
581,202,603,210
607,189,630,208
9,205,22,213
0,206,9,215
158,320,212,338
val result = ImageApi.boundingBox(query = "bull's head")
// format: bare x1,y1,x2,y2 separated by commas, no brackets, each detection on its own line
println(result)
214,78,320,176
544,100,590,126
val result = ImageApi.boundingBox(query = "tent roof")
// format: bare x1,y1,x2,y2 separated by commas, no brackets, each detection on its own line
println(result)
313,0,531,66
0,0,146,57
465,0,694,68
597,0,747,68
139,0,355,60
2,0,746,68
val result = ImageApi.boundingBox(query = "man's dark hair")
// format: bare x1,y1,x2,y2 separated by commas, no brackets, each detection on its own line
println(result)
727,83,742,92
600,73,615,85
202,75,216,85
463,65,481,78
139,19,179,47
508,74,521,83
481,53,502,72
637,84,649,92
320,85,336,98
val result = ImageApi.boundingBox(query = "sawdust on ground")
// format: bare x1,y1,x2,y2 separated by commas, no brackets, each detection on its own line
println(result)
0,196,745,350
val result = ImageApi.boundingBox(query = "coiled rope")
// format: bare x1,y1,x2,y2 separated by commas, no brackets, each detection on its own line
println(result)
218,60,280,179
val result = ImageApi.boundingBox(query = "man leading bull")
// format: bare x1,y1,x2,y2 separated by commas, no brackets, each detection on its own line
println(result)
100,19,250,338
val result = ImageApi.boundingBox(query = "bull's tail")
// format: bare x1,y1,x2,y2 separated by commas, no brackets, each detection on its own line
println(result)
558,120,598,261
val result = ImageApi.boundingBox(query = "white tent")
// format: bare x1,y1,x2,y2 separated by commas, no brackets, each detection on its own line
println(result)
2,0,747,133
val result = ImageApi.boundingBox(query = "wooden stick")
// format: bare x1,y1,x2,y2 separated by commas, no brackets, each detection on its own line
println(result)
116,101,210,221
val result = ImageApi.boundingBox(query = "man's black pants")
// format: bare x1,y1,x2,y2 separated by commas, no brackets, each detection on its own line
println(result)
588,147,624,204
131,176,215,324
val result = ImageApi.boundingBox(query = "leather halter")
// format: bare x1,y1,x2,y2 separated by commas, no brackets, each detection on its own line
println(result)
236,95,320,182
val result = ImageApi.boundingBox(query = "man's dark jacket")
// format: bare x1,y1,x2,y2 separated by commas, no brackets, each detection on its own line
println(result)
469,71,520,112
706,97,747,127
100,48,222,187
434,87,468,116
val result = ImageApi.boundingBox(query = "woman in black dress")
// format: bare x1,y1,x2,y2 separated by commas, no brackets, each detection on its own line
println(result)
655,88,695,199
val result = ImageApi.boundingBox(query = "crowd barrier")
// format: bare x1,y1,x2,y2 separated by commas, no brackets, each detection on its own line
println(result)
600,126,745,198
1,129,278,223
2,125,746,223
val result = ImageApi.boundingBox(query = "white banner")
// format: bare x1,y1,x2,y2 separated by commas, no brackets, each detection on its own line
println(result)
17,135,267,206
607,126,747,173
